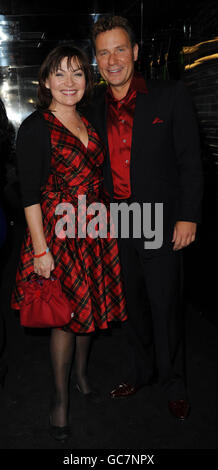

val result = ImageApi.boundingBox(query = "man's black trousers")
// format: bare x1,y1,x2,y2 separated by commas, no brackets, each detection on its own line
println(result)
117,234,187,401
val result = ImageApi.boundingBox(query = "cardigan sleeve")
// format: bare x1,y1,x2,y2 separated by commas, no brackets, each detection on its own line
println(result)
16,111,51,208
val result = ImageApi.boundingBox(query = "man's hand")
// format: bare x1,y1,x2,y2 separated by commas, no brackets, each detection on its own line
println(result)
172,221,197,251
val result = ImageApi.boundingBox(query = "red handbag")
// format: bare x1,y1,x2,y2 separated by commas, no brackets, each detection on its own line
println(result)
19,274,74,328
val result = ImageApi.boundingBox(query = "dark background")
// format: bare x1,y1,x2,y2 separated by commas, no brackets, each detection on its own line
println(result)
0,0,218,452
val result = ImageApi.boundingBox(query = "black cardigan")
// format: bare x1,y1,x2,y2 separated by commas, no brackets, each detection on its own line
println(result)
16,110,51,208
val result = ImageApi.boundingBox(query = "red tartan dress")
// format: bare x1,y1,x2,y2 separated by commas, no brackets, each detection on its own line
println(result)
11,111,127,333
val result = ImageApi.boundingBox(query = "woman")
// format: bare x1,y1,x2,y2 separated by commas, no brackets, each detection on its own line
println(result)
11,45,126,441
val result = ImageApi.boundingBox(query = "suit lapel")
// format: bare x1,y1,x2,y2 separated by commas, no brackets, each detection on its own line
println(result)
89,84,158,199
104,87,157,198
131,89,156,162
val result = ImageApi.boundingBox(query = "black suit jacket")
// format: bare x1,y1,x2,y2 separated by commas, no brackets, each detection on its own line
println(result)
84,79,203,251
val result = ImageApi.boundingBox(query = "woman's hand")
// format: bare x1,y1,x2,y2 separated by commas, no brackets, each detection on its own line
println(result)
34,251,55,278
24,204,55,278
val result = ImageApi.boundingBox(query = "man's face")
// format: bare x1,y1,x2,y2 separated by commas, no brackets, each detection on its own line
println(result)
95,27,138,95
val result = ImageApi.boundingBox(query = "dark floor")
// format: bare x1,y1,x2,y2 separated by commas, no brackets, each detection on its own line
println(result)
0,221,218,450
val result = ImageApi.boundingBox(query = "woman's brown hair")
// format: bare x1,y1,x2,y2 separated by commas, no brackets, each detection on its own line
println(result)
37,44,93,110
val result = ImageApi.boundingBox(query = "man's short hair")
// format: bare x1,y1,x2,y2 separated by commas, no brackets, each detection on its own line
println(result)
92,15,136,50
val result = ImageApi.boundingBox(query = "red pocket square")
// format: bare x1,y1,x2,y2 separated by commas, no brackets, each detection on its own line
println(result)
152,117,164,124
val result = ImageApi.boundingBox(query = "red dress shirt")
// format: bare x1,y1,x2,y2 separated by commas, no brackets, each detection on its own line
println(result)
106,72,147,199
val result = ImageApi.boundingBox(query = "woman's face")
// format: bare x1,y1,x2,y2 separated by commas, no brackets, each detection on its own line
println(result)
45,56,86,110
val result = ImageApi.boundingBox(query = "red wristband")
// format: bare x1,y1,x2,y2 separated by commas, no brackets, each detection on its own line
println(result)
33,247,49,258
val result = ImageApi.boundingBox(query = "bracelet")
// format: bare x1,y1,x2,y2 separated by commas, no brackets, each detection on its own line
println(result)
33,247,49,258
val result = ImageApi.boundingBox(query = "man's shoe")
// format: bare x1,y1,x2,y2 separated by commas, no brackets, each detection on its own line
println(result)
168,400,190,420
110,382,140,399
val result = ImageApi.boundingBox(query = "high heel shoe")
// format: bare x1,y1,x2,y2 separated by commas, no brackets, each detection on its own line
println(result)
74,383,102,404
49,415,71,442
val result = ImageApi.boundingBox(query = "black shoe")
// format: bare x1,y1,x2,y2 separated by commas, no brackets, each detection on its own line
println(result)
49,416,71,442
74,383,102,404
110,382,140,398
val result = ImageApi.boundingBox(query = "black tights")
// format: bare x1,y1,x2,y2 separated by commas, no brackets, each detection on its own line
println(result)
50,328,92,427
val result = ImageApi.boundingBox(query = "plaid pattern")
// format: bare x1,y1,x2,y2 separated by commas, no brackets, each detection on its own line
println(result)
11,111,127,333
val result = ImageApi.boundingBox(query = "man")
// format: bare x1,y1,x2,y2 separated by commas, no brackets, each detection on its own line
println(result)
84,16,203,419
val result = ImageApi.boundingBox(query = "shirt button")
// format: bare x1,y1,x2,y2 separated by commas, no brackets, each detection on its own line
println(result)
121,119,125,124
125,159,129,164
123,139,126,143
